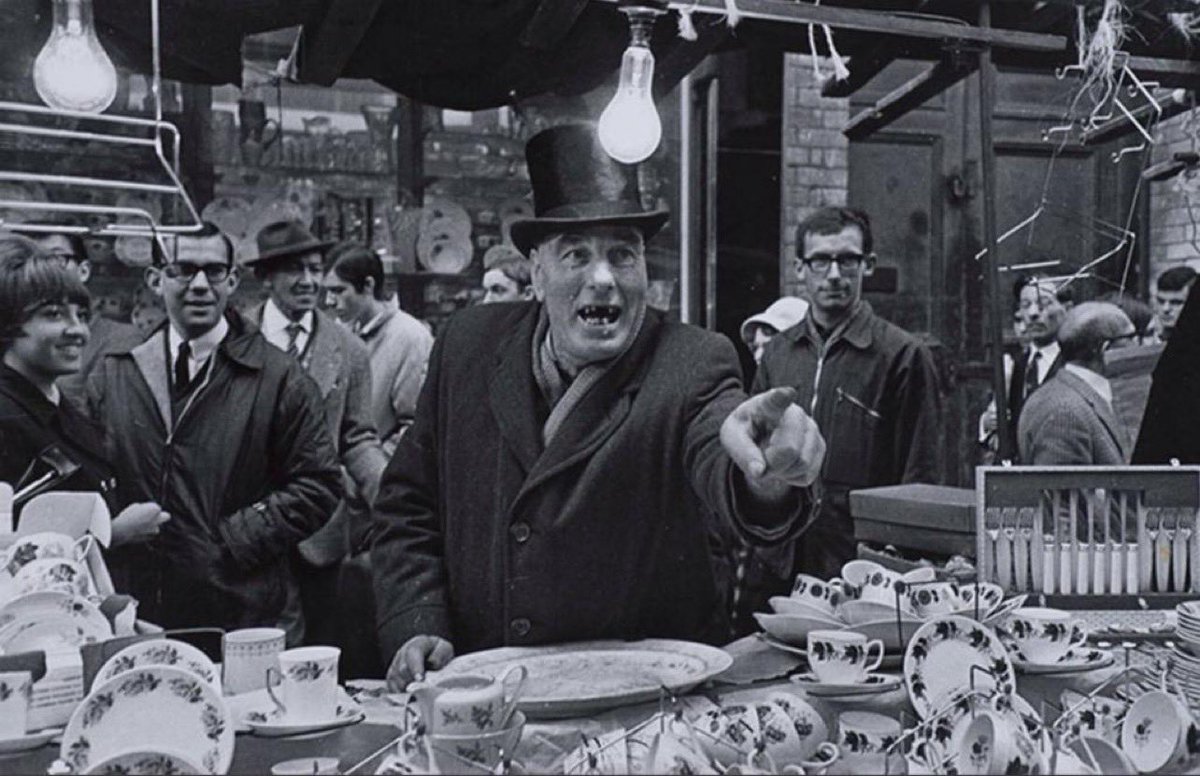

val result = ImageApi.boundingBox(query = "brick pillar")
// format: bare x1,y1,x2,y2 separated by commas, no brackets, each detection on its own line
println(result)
780,54,850,296
1148,112,1200,284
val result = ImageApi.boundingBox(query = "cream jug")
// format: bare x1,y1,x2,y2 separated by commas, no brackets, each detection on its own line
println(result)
408,665,527,735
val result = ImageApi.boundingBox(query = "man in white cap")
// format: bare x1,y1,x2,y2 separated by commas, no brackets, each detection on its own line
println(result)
741,297,810,364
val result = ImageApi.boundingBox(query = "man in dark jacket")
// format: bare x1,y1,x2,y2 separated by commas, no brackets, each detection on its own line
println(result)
373,125,826,688
753,206,942,580
89,223,341,634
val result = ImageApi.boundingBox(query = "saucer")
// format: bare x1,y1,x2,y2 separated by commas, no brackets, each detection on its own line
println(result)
0,728,60,754
1009,646,1114,675
243,704,365,738
789,672,902,697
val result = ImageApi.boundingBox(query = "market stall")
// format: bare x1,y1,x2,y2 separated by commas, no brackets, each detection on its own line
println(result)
4,0,1200,774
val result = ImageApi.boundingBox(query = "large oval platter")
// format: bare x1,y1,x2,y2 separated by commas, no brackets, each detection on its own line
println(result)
429,639,733,719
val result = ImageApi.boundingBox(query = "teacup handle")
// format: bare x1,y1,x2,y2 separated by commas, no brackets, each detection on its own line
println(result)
863,639,885,672
800,742,839,773
1068,621,1089,649
265,666,287,716
496,664,527,728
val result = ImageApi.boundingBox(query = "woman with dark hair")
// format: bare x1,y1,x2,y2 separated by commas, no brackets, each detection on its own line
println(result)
0,232,167,541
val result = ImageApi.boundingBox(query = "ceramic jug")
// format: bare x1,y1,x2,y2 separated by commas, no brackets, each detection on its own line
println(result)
408,664,526,735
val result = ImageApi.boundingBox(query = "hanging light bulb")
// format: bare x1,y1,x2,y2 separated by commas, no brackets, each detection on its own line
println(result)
598,4,666,164
33,0,119,113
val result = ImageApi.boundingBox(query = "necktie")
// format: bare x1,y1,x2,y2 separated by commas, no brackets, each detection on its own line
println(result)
284,322,304,357
1023,350,1042,401
174,341,192,391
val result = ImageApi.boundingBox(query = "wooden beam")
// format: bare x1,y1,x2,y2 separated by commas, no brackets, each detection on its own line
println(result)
653,16,731,100
843,58,978,140
1081,88,1193,146
1126,56,1200,90
590,0,1067,52
822,46,900,98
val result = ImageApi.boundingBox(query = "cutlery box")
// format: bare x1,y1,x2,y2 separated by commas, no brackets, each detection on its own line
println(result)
850,483,977,557
976,466,1200,608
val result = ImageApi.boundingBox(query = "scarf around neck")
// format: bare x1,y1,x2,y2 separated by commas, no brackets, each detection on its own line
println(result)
531,301,646,446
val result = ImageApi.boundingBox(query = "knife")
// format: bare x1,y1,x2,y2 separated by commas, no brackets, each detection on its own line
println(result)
1031,506,1046,593
1137,495,1151,592
1173,508,1189,593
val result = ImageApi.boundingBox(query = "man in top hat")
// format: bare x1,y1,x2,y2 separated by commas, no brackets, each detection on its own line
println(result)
88,222,341,633
372,124,826,688
245,220,388,646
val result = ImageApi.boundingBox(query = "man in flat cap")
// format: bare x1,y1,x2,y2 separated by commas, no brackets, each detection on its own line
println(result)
373,124,826,687
245,220,388,646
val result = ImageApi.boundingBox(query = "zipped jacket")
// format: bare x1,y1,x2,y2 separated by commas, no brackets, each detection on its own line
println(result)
87,312,341,631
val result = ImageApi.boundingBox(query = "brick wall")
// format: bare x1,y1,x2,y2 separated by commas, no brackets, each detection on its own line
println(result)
779,54,850,296
1148,112,1200,285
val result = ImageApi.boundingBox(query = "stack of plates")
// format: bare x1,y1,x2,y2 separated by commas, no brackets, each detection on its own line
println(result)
1170,602,1200,703
0,591,112,653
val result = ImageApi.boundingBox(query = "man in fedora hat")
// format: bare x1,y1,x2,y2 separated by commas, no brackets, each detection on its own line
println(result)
87,222,341,633
373,124,826,687
244,219,388,646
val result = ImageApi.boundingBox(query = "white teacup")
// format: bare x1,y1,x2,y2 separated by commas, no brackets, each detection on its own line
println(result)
0,670,31,738
907,581,963,618
807,629,884,684
13,557,89,597
3,532,91,578
837,711,901,772
841,561,907,606
790,574,841,615
267,646,341,723
223,627,285,695
1007,607,1088,663
1122,689,1198,773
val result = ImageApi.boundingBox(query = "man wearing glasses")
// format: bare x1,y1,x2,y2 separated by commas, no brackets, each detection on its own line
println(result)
1018,301,1136,465
752,206,942,579
87,222,341,635
18,229,144,403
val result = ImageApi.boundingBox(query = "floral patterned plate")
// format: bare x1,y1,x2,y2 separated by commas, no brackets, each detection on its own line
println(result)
0,591,112,640
903,615,1015,718
242,703,364,738
96,639,219,690
61,666,233,775
430,640,734,719
0,613,105,654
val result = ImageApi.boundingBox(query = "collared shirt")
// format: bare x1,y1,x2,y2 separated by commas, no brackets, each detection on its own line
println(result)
1064,363,1114,406
261,299,313,355
167,317,228,382
1028,341,1060,385
357,297,398,340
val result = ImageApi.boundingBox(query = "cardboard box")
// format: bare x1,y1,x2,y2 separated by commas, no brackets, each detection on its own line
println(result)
0,491,114,728
850,483,976,557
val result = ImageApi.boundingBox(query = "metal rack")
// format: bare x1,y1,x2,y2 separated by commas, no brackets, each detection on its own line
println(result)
0,0,201,242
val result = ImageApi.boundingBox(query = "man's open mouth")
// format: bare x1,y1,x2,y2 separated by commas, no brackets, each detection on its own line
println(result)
577,304,622,327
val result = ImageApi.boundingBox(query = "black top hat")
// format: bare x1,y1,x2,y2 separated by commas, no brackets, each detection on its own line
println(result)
508,124,669,255
245,220,333,268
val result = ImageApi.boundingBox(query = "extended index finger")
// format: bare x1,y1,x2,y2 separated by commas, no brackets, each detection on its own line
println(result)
754,387,797,423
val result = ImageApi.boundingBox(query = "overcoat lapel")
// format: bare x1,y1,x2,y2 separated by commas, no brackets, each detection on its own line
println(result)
130,332,171,432
302,314,341,397
487,308,543,476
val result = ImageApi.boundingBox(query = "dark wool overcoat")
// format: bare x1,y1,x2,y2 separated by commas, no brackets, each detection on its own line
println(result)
372,302,816,658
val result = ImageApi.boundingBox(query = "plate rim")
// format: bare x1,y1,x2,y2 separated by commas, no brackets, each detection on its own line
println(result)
95,637,220,689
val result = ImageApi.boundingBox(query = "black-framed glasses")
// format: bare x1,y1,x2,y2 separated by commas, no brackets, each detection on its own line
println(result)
798,252,866,274
161,262,231,283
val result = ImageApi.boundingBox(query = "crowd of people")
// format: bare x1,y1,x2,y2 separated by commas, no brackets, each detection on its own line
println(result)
0,122,1196,683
